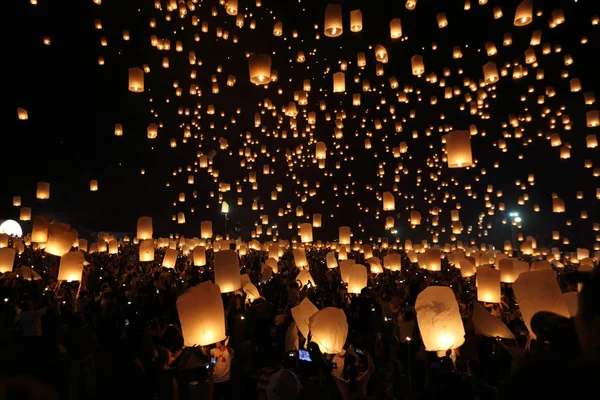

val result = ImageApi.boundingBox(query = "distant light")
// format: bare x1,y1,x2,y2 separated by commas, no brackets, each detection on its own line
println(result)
0,220,23,237
392,229,398,234
221,201,230,214
514,217,522,223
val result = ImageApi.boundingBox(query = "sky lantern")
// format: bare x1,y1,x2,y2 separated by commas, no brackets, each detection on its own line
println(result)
0,248,16,274
512,270,570,338
193,245,206,266
292,298,318,341
514,0,532,26
324,4,343,37
416,286,465,355
162,248,178,268
273,21,282,36
225,0,238,15
17,108,28,120
177,281,226,347
333,72,345,92
347,264,367,294
139,239,154,262
472,302,514,339
293,247,308,268
13,197,21,207
309,308,348,354
299,223,313,243
405,0,417,10
248,54,271,85
587,111,600,127
339,226,351,245
19,207,31,221
436,13,448,28
147,123,158,139
374,45,388,63
390,18,402,38
296,269,315,287
483,61,499,83
58,251,85,282
350,9,362,32
90,180,98,191
410,211,421,226
444,130,473,168
214,250,241,293
382,191,395,211
383,253,401,271
128,67,144,92
45,223,78,257
137,216,153,239
477,267,501,303
36,182,50,199
201,221,213,239
411,54,424,75
31,216,51,243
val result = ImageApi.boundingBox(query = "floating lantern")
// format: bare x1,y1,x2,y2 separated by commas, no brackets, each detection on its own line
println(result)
324,4,343,37
248,54,271,85
214,250,241,293
177,281,226,346
58,252,85,282
137,216,153,239
444,130,473,168
128,67,144,92
309,307,348,354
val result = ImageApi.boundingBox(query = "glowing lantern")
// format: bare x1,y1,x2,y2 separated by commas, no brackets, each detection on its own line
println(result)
390,18,402,38
347,264,367,294
339,226,351,245
214,250,241,293
437,13,448,28
483,62,499,83
512,270,570,338
405,0,417,10
382,191,395,211
0,248,16,273
309,308,348,354
201,221,213,239
248,54,271,85
162,248,178,268
444,130,473,168
587,111,600,127
273,21,282,36
293,248,308,268
477,267,501,303
324,4,343,37
350,9,362,32
128,67,144,92
89,180,98,191
299,223,313,243
139,239,154,262
333,72,345,92
296,269,315,287
375,45,388,63
498,259,517,283
58,252,85,282
514,0,532,26
416,287,465,355
36,182,50,199
193,245,206,266
13,197,21,207
19,207,31,221
137,217,153,239
45,224,78,257
472,302,514,339
383,253,401,271
17,108,28,120
411,55,424,75
410,211,421,225
31,216,51,243
177,281,226,346
552,198,565,213
326,251,338,269
226,0,237,15
292,298,318,340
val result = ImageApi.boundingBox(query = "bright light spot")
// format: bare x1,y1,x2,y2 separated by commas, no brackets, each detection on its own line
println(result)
514,217,522,223
0,220,23,237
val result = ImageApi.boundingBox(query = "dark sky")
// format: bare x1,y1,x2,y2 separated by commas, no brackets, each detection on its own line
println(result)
3,0,600,248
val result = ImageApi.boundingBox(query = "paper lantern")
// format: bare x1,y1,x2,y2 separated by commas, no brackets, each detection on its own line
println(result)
459,259,475,278
147,123,158,139
248,54,271,85
390,18,402,38
177,281,226,346
31,216,51,243
214,250,241,293
383,253,401,271
296,269,315,287
411,55,424,75
382,191,395,211
405,0,417,10
552,198,565,213
483,61,499,83
193,245,206,266
36,182,50,199
324,4,343,37
139,239,155,262
445,130,473,168
587,111,600,127
292,298,319,340
19,207,31,221
347,264,367,294
17,108,28,120
309,308,348,354
416,287,465,354
563,292,579,317
78,239,88,252
299,223,313,243
114,123,123,136
350,9,362,32
162,248,178,268
89,180,98,191
12,196,21,207
45,224,78,257
315,142,327,160
333,72,345,92
225,0,237,15
137,216,153,239
419,249,442,271
477,267,501,303
498,258,517,283
436,12,448,28
472,302,514,339
0,248,16,273
375,45,388,63
339,226,351,245
293,247,308,268
512,270,570,338
58,251,85,282
326,251,338,269
339,259,355,283
201,221,213,239
128,67,144,92
514,0,532,26
108,240,118,254
273,21,282,36
266,257,279,274
313,213,322,228
410,211,421,225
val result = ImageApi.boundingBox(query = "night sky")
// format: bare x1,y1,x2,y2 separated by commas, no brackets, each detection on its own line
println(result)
3,0,600,248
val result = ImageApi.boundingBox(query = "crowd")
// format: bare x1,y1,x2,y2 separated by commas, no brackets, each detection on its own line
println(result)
0,240,599,400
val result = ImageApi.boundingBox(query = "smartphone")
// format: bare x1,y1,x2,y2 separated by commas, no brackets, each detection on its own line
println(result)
210,357,217,367
298,349,312,362
331,362,337,369
355,348,364,355
125,319,130,326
